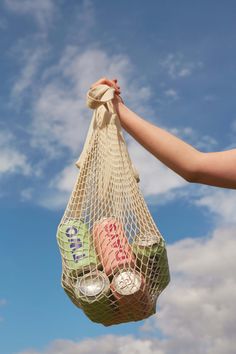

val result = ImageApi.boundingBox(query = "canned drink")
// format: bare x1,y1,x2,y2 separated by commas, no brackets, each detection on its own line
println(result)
75,270,119,326
132,234,170,292
111,269,154,322
57,220,100,276
93,217,135,276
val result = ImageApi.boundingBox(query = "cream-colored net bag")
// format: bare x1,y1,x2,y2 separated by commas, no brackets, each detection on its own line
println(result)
56,84,170,326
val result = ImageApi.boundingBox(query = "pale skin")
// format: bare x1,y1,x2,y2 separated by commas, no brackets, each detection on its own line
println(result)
91,77,236,189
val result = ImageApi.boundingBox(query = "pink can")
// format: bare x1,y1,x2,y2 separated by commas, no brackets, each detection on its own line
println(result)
93,217,135,276
110,269,154,322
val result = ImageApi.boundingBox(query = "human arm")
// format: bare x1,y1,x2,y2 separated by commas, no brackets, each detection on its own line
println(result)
113,97,236,189
90,77,236,189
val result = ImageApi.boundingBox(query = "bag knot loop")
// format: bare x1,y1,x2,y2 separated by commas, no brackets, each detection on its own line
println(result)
87,84,115,109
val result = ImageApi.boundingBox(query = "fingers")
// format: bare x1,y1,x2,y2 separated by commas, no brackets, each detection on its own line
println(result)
104,78,120,94
91,77,121,95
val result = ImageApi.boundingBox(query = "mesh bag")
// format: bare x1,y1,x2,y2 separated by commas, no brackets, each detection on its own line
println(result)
56,84,170,326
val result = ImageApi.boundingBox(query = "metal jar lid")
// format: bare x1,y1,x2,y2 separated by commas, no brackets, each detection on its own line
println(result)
113,270,142,296
75,271,110,298
134,233,160,247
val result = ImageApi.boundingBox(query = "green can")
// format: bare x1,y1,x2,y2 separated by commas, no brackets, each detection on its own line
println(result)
56,220,99,276
75,270,119,326
132,233,170,292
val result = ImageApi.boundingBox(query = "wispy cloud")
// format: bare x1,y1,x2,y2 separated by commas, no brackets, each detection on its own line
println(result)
30,46,153,159
0,130,32,176
4,0,56,30
37,163,78,209
195,188,236,225
20,187,34,202
11,46,49,101
160,53,203,79
164,89,179,100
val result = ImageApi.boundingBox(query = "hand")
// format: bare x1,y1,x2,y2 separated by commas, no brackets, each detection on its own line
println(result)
90,77,121,95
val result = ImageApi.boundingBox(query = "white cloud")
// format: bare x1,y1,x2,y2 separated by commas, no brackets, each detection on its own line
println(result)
17,225,236,354
20,188,33,201
37,163,78,209
0,130,32,176
37,190,71,210
178,67,191,77
49,164,78,192
17,336,163,354
0,150,30,175
195,188,236,225
141,225,236,354
30,46,153,158
164,89,179,100
4,0,55,29
160,53,203,79
11,46,48,100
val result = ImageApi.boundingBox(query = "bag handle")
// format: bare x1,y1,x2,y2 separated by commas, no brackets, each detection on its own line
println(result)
76,84,140,183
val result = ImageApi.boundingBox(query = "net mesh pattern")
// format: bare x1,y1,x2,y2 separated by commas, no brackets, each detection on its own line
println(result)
56,85,170,326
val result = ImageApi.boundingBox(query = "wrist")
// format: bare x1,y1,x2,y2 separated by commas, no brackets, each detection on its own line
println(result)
114,100,126,117
113,96,124,111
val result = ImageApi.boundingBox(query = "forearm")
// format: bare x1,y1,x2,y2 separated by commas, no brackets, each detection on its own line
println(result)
115,101,202,181
195,150,236,188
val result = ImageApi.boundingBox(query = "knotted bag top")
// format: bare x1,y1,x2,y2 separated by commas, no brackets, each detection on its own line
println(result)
76,84,140,182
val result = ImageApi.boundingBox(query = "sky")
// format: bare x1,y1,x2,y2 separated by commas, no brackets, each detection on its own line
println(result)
0,0,236,353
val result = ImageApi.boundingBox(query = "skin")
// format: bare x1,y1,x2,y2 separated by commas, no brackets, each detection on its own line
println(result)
90,77,236,189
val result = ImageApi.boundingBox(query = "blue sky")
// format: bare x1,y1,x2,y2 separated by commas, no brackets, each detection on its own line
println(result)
0,1,236,354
